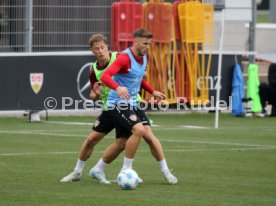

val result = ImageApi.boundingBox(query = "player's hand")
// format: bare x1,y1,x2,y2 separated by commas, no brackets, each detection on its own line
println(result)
152,91,166,99
93,82,103,95
116,86,130,100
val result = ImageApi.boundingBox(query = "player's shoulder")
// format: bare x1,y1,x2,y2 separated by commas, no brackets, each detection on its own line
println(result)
89,65,96,76
116,53,130,63
117,52,129,58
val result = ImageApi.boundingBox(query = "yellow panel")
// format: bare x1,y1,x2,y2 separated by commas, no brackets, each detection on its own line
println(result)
204,4,214,43
178,1,204,43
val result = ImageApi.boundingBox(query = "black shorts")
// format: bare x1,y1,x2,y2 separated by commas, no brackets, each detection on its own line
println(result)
92,111,115,134
110,104,151,138
109,104,141,137
115,124,132,139
92,110,132,139
134,107,151,126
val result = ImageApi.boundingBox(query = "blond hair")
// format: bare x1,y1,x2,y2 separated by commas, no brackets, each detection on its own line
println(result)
89,34,107,48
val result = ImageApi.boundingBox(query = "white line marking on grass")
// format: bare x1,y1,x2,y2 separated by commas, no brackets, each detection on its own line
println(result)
177,125,209,129
154,126,276,130
43,121,92,126
164,147,276,152
151,124,161,127
44,121,161,127
151,125,210,129
162,139,276,149
218,126,276,130
1,130,276,148
24,129,90,132
0,147,275,157
0,150,112,156
154,127,209,130
44,120,200,129
0,151,78,156
3,119,273,132
0,130,84,137
15,119,276,131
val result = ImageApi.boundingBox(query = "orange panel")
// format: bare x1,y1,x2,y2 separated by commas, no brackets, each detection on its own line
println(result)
173,1,181,40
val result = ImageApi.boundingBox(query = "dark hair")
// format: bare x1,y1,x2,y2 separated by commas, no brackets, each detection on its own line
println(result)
89,34,107,48
133,28,153,38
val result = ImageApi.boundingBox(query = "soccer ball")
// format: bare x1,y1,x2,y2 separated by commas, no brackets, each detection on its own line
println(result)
117,169,139,190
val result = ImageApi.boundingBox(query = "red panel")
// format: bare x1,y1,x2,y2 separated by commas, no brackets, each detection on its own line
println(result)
111,3,118,50
144,3,173,43
111,2,143,51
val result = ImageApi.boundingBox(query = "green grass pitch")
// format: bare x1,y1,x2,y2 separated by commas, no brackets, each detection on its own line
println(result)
0,113,275,206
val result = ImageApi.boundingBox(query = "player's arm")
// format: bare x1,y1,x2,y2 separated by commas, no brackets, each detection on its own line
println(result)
90,82,103,101
101,55,130,99
141,79,166,99
89,69,102,101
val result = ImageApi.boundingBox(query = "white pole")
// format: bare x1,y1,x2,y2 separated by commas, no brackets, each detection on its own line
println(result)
24,0,33,52
249,0,256,63
215,9,225,129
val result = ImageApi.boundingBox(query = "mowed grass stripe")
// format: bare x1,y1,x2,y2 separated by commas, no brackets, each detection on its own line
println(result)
0,147,275,157
1,130,276,148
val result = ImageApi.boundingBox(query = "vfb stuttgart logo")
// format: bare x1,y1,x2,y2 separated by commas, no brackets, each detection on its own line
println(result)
30,73,44,94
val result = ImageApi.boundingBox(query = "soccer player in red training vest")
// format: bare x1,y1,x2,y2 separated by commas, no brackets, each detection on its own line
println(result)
61,33,177,184
101,28,177,184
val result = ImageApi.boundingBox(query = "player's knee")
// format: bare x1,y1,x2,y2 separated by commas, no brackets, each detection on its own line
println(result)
85,138,96,148
143,134,153,144
143,126,154,140
144,126,153,135
132,123,145,137
143,133,158,146
115,139,126,150
87,133,103,146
